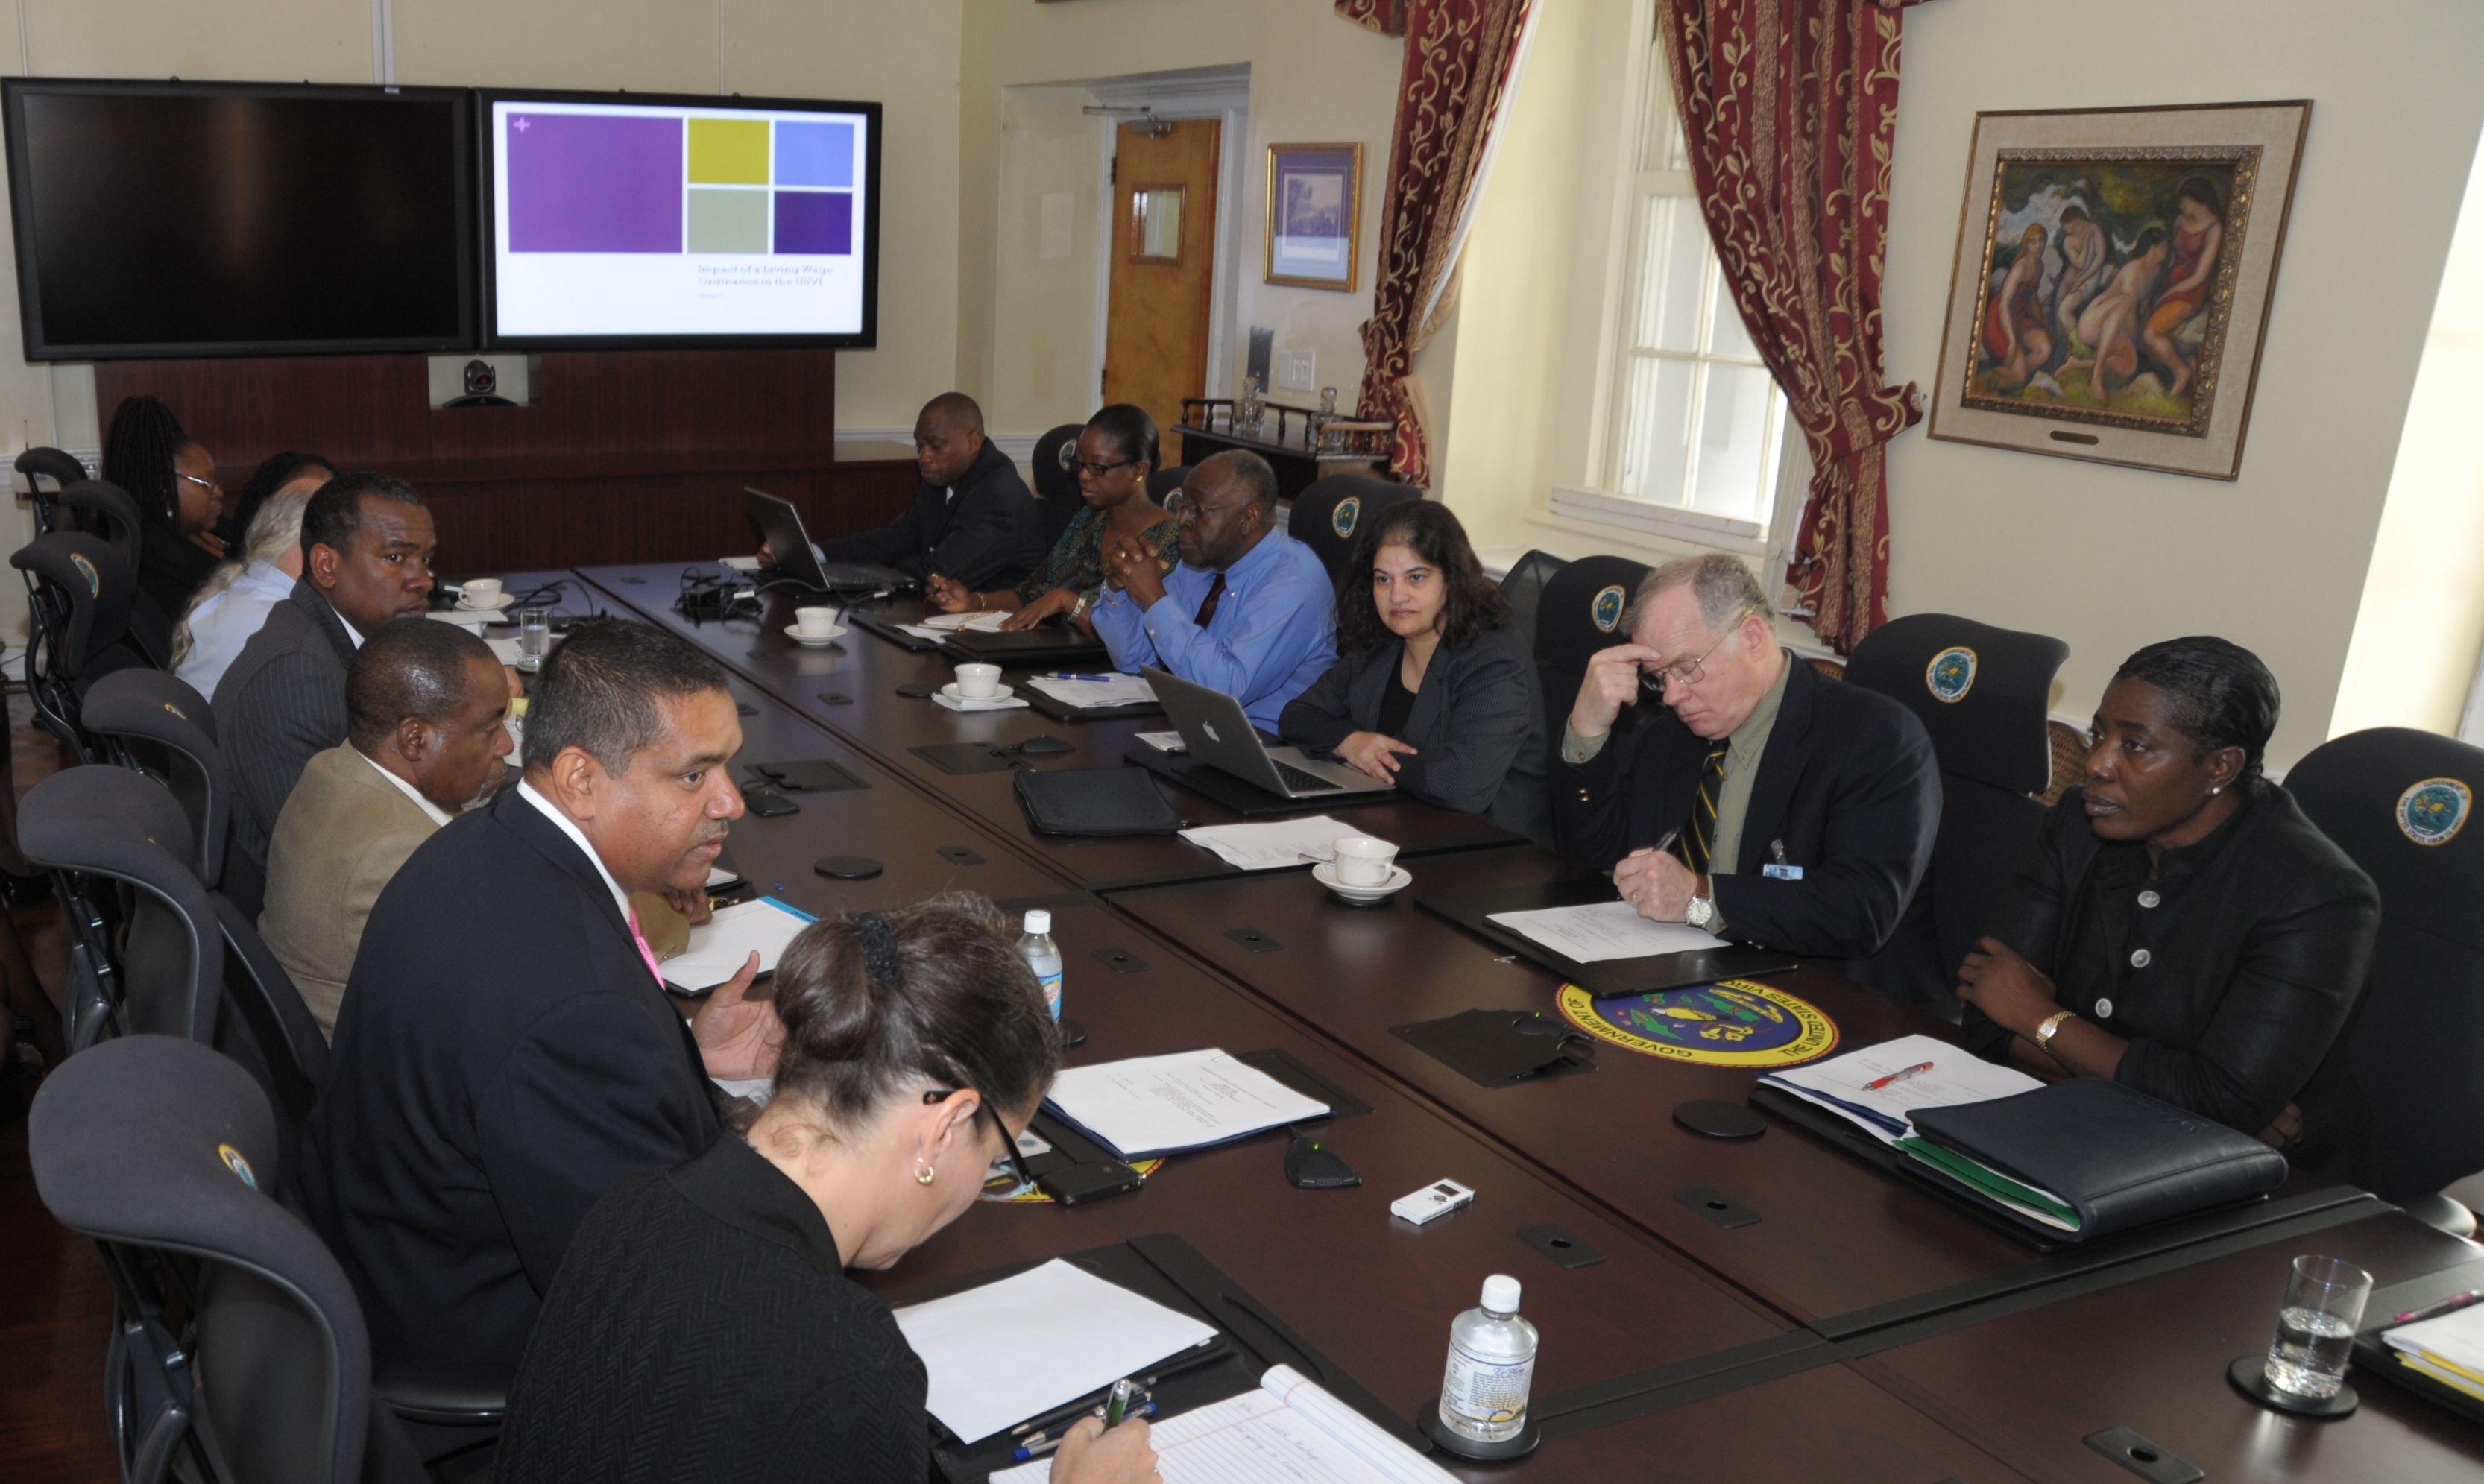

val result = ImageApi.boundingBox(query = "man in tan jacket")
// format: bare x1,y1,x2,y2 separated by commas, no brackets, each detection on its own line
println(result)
261,617,699,1038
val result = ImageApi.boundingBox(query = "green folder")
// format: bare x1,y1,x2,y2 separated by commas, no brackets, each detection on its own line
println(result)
1894,1134,2081,1231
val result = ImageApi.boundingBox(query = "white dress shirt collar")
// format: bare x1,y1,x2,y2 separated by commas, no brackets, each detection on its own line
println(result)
515,778,634,927
354,745,454,828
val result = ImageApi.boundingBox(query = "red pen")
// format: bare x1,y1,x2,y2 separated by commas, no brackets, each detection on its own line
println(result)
2394,1289,2484,1326
1862,1061,1934,1091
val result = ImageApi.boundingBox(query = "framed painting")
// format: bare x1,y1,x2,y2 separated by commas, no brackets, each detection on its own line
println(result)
1928,101,2310,480
1264,143,1362,291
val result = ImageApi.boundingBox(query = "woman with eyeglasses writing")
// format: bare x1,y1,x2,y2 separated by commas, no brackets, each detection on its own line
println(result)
926,403,1179,637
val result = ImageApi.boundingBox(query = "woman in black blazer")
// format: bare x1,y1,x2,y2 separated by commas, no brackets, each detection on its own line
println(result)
497,894,1159,1484
1279,501,1549,844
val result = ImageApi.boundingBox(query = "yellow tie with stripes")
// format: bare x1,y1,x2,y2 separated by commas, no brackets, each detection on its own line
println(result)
1681,742,1729,874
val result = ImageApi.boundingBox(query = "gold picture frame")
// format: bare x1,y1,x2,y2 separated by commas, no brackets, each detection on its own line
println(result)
1927,101,2311,480
1264,142,1363,292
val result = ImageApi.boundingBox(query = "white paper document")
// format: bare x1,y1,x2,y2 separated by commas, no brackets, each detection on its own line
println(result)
918,610,1010,632
661,897,815,995
1135,730,1188,753
1025,672,1158,709
426,608,508,630
1045,1049,1330,1158
706,864,739,886
716,554,761,572
1178,816,1361,871
1756,1034,2043,1143
1487,900,1729,963
993,1365,1456,1484
485,637,526,666
2385,1303,2484,1377
892,1259,1218,1444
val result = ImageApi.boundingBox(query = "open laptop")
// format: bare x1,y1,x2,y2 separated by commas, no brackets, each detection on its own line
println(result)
1144,666,1393,801
742,487,916,594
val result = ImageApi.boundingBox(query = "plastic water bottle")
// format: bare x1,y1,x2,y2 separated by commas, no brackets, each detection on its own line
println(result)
1016,910,1063,1020
1439,1275,1537,1442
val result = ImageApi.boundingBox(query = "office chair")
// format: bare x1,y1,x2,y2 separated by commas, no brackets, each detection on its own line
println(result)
1844,613,2069,1013
2289,726,2484,1232
1531,554,1653,757
28,1034,429,1484
84,669,231,891
59,479,146,566
1032,422,1085,549
1147,464,1191,506
12,530,148,756
1288,473,1420,587
15,445,89,534
1496,549,1568,658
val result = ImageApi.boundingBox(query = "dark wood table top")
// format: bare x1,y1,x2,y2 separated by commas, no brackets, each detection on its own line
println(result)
576,562,1515,891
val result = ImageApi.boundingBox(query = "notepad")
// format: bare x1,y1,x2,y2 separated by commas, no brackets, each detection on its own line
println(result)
1044,1049,1330,1159
1756,1034,2044,1144
918,610,1010,632
1178,816,1359,870
2386,1305,2484,1388
1025,672,1158,709
1486,900,1728,963
892,1259,1218,1444
661,897,815,995
992,1364,1457,1483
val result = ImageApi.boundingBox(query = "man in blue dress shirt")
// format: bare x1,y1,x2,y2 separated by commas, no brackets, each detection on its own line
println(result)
1092,449,1335,733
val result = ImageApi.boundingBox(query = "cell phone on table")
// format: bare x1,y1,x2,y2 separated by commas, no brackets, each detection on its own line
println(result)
743,785,800,818
1037,1160,1145,1206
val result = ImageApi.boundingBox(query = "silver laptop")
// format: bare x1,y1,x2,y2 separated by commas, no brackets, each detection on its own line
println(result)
742,487,915,593
1144,666,1393,800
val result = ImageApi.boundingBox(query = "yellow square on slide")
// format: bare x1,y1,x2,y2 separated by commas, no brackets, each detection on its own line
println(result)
687,118,768,183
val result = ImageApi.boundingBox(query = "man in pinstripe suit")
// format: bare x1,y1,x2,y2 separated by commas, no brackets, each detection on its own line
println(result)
219,472,437,913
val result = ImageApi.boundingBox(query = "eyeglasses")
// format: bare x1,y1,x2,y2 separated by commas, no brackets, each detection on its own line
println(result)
1639,605,1761,695
174,471,222,495
1071,456,1140,479
924,1087,1034,1190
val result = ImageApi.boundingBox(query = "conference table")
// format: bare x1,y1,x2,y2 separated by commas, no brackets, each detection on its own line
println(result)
546,560,2484,1480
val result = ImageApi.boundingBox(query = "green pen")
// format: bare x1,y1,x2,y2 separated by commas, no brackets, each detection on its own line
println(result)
1102,1378,1141,1430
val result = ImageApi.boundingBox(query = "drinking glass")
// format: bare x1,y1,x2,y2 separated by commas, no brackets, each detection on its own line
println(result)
517,607,552,673
2263,1254,2371,1399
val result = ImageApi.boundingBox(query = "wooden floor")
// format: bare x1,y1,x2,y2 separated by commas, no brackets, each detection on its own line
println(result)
0,698,123,1483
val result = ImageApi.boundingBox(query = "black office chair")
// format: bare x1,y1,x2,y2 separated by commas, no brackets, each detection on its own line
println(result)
1147,464,1191,507
12,530,150,756
1497,549,1568,659
1532,555,1653,758
59,479,147,567
2289,727,2484,1229
1843,614,2069,1012
16,445,89,534
85,670,231,891
1289,473,1421,587
1032,422,1085,549
28,1034,429,1484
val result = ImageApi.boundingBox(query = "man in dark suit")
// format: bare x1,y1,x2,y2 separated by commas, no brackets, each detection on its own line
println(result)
766,391,1044,590
1554,555,1938,961
300,620,778,1386
218,473,438,910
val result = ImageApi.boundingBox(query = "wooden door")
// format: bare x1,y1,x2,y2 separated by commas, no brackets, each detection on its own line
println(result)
1103,119,1220,443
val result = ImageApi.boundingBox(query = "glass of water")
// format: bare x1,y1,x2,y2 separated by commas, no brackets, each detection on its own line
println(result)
517,607,552,673
2263,1254,2371,1399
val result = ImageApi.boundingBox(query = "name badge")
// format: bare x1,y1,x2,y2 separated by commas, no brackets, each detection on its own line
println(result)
1762,863,1805,881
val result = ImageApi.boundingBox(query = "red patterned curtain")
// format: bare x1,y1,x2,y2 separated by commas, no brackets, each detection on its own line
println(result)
1656,0,1925,651
1338,0,1536,487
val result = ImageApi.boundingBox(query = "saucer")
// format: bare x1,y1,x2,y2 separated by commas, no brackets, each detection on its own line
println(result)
939,682,1015,702
784,624,848,648
457,593,516,612
1313,861,1410,902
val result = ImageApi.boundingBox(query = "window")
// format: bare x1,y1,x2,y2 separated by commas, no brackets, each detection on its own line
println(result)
1583,40,1788,537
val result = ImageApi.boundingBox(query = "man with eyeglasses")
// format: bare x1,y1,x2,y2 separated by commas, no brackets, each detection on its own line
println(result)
760,391,1044,592
1091,449,1336,732
1554,554,1937,963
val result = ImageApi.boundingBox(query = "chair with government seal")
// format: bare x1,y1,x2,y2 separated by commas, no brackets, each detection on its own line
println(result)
1531,555,1653,765
1032,422,1086,549
11,529,151,756
1844,613,2069,1014
1289,471,1419,587
2289,727,2484,1234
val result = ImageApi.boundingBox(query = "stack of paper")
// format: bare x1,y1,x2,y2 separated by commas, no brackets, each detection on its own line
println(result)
2386,1305,2484,1401
1024,672,1157,709
1486,900,1727,963
892,1260,1218,1443
1177,815,1359,871
717,555,761,572
1045,1049,1329,1159
661,897,816,995
994,1364,1456,1483
1756,1034,2043,1143
1134,730,1187,753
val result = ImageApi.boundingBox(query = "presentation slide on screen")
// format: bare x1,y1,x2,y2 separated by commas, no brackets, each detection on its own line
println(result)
488,100,869,338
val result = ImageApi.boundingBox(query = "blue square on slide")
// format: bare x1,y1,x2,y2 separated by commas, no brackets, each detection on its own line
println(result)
775,121,854,187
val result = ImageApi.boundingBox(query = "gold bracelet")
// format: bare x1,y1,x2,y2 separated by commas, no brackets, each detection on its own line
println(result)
2032,1009,2075,1057
974,593,986,611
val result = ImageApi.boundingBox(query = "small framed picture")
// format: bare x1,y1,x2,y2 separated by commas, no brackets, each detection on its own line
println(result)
1264,143,1363,291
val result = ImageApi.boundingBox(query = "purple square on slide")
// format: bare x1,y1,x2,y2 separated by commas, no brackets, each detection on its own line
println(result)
506,113,681,253
774,190,852,255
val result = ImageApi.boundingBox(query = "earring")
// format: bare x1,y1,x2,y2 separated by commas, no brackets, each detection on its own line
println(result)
2210,786,2222,795
914,1161,937,1186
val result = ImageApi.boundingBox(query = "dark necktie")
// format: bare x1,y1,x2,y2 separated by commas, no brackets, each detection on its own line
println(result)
1193,572,1228,628
1681,742,1730,874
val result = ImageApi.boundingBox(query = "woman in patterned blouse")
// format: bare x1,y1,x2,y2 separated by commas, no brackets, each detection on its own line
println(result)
924,403,1179,637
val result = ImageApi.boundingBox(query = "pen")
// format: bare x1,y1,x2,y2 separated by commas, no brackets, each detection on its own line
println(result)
1051,672,1118,683
2393,1289,2484,1326
1010,1341,1232,1436
1012,1400,1157,1461
1103,1378,1140,1429
1862,1061,1934,1090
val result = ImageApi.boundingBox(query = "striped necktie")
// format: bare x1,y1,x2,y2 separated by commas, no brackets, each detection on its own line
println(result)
1681,742,1730,874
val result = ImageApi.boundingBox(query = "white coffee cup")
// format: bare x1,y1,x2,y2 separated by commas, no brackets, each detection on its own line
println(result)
954,662,1003,699
794,604,841,636
1332,836,1399,886
461,577,502,605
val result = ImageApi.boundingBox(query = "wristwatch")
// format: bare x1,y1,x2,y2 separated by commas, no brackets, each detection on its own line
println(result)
1684,880,1717,930
1072,593,1091,619
2033,1009,2075,1057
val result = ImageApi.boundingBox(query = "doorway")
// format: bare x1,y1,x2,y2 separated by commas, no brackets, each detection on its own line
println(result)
1102,117,1221,445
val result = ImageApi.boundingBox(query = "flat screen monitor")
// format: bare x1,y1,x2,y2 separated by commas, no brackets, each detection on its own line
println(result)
1,79,475,360
478,89,880,349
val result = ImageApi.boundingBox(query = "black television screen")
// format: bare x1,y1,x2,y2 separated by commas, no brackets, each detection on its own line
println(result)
3,79,475,359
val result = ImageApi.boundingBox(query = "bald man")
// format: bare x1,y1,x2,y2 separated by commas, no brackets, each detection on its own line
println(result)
791,391,1045,591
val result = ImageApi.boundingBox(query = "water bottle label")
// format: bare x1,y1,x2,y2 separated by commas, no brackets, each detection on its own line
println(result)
1440,1345,1532,1427
1038,970,1063,1020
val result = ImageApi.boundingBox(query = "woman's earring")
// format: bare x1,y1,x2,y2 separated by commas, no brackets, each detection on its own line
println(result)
2210,786,2222,795
915,1161,937,1186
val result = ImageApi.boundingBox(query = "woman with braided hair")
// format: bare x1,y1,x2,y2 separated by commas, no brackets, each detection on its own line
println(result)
103,394,227,625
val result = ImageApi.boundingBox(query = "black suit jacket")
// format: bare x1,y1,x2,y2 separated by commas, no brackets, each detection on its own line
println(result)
1553,656,1941,960
218,578,359,909
299,786,721,1377
819,438,1044,590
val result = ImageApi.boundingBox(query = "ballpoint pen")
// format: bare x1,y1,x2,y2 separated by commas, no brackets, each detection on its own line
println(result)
1051,672,1119,683
2393,1289,2484,1326
1862,1061,1935,1090
1009,1342,1231,1436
